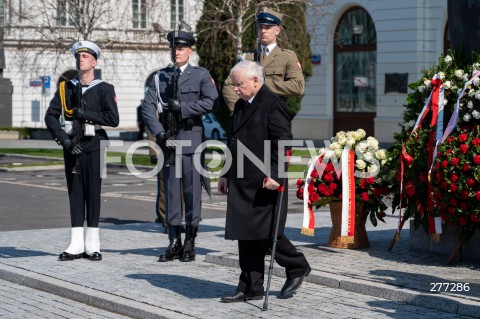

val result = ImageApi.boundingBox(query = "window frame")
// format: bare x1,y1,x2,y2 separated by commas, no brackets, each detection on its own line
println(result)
132,0,147,29
170,0,184,29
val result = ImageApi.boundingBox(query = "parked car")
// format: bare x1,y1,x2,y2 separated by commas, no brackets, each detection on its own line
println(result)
202,114,227,140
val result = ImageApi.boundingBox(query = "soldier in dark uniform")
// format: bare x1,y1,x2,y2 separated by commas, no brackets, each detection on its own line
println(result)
45,41,119,261
142,30,219,262
223,7,305,113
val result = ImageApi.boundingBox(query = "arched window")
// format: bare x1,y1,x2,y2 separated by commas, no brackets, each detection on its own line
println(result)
333,7,377,135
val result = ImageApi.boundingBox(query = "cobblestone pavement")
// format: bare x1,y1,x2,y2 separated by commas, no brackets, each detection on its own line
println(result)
0,279,131,319
0,213,479,319
1,140,479,318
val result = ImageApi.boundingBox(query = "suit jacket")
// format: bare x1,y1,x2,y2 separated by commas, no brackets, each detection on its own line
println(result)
224,85,292,240
142,64,219,154
223,45,305,112
45,79,119,152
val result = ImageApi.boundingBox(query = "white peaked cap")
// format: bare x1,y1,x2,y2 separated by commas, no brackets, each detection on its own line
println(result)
70,40,101,59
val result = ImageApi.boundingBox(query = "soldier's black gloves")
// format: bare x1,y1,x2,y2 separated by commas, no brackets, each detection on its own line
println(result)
156,132,176,150
61,139,84,155
73,107,86,121
168,99,181,114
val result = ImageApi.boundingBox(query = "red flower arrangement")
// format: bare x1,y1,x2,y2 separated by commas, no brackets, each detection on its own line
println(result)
431,126,480,241
296,129,390,226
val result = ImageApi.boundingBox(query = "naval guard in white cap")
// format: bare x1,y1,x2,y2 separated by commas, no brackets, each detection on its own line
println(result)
45,40,119,261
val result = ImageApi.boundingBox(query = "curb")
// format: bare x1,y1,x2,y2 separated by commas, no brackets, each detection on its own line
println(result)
0,263,191,319
204,252,480,318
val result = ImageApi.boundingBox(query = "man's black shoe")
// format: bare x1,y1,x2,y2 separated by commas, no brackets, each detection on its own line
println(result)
83,252,102,261
220,291,263,303
280,267,311,296
58,252,83,261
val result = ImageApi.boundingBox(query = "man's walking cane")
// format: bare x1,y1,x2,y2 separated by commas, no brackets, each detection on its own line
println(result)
262,177,287,311
263,150,291,311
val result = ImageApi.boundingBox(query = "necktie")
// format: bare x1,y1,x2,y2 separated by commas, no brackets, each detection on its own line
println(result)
177,67,182,76
262,47,269,60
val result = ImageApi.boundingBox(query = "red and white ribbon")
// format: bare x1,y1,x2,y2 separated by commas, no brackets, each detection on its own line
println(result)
341,148,356,237
301,155,321,236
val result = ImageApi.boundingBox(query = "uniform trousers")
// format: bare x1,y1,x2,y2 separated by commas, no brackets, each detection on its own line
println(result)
64,149,102,227
156,170,167,225
237,235,310,295
162,154,201,226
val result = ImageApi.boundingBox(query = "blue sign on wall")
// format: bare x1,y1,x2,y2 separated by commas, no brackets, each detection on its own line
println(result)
41,76,51,88
41,76,51,95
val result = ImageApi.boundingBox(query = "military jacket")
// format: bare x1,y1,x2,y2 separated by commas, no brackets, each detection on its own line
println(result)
45,79,119,152
142,64,219,154
222,45,305,112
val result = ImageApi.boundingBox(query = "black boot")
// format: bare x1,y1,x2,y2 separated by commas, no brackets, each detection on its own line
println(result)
159,226,183,262
180,225,198,262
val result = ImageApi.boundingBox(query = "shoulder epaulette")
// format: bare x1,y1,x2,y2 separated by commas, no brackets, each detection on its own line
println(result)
280,48,296,55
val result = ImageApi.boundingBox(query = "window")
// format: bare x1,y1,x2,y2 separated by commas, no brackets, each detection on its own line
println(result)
334,7,376,113
57,0,80,27
132,0,147,29
333,7,377,135
170,0,184,29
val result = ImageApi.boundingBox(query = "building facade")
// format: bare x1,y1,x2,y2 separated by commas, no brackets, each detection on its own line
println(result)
0,0,203,130
1,0,453,143
294,0,450,143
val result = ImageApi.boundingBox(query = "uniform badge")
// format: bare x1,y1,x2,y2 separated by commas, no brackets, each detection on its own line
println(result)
297,61,302,69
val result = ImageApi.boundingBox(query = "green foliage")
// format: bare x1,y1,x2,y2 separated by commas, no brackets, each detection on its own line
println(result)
196,0,313,130
383,49,480,241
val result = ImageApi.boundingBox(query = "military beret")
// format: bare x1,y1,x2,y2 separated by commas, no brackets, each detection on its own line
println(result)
70,40,101,59
257,8,283,26
167,30,196,47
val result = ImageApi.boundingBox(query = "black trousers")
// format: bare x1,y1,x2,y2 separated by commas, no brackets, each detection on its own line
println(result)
64,150,102,227
237,235,310,295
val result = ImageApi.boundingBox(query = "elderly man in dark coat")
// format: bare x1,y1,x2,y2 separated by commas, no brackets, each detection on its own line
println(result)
218,60,310,303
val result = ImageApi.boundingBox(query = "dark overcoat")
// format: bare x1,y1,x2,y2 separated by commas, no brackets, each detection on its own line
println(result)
224,84,292,240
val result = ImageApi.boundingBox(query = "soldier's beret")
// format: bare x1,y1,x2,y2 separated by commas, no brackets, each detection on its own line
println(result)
70,40,101,59
257,8,283,26
167,30,196,47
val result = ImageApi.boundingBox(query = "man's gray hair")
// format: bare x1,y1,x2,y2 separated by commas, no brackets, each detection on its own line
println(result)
230,60,264,84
